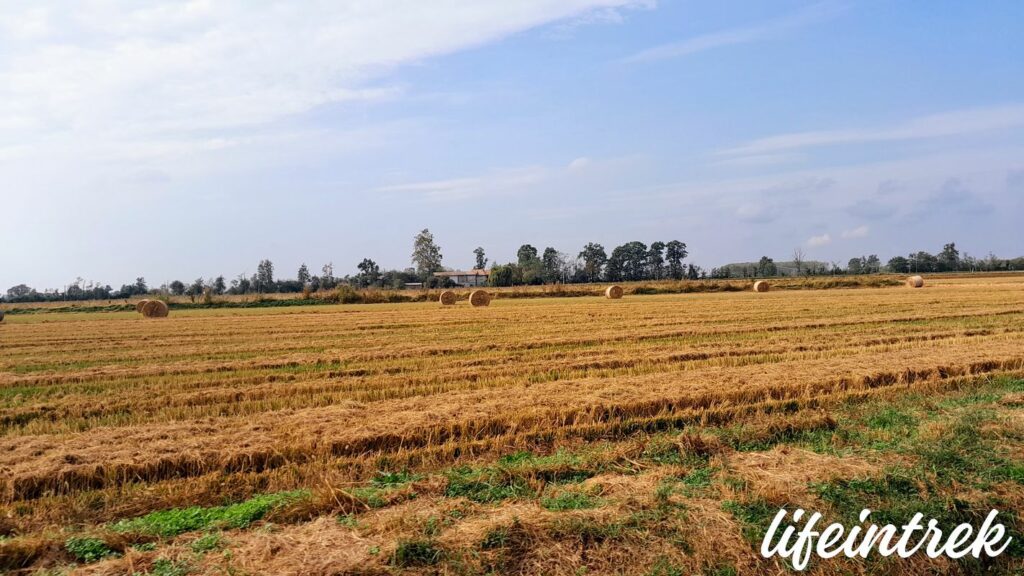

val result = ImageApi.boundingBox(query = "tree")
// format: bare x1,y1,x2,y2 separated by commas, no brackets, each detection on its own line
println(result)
297,264,310,285
255,259,275,292
938,242,960,272
887,256,910,273
517,244,538,266
356,258,381,287
212,276,227,295
847,257,863,275
489,263,522,287
608,241,648,282
578,243,607,283
412,229,443,278
792,248,806,276
134,277,148,295
665,241,688,280
865,255,881,273
648,242,666,280
6,284,34,299
756,256,778,277
186,278,205,301
169,280,186,295
321,263,336,289
473,247,487,270
541,247,565,283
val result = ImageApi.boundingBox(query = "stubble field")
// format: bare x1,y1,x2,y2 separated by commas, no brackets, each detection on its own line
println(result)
1,276,1023,575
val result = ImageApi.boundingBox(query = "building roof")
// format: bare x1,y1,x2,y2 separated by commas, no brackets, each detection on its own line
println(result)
433,269,489,277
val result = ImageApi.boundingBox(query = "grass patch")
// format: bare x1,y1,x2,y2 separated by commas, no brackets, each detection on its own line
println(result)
65,536,117,563
721,499,782,546
112,490,308,537
189,533,222,554
143,558,191,576
540,490,600,511
391,539,444,567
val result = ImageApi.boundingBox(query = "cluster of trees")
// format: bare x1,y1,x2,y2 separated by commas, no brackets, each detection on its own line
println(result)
489,240,697,286
884,243,1022,274
5,236,1023,304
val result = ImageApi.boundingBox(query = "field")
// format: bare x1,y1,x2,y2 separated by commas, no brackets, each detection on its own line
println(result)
1,276,1023,575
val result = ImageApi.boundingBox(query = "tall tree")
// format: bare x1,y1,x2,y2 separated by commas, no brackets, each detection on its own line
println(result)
134,277,148,295
473,247,487,270
664,241,688,280
938,242,960,272
255,259,275,292
212,276,227,295
756,256,778,277
541,247,564,283
577,243,607,283
297,263,310,285
321,263,336,289
169,280,185,295
648,241,666,280
792,248,806,276
356,258,381,287
517,244,538,266
412,229,443,278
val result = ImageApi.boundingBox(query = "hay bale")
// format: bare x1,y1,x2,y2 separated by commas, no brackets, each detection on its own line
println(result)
753,280,770,292
0,310,5,323
135,299,151,313
604,285,623,299
468,290,491,307
140,300,169,318
438,290,457,306
906,275,924,288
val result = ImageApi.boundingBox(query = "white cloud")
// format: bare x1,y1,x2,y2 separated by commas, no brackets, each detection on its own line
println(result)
841,225,869,238
0,1,643,158
720,103,1024,157
618,1,844,63
806,233,832,247
568,157,593,171
374,167,549,202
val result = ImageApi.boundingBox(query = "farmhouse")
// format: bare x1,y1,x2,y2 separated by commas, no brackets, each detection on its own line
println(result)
433,269,489,287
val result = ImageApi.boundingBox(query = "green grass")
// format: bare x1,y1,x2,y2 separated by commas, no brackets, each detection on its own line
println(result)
540,490,600,511
147,558,191,576
65,536,117,563
391,539,444,567
112,490,308,537
189,533,222,554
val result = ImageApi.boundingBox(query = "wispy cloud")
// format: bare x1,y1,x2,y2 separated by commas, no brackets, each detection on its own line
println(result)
806,233,832,247
720,103,1024,157
841,225,869,239
618,1,844,63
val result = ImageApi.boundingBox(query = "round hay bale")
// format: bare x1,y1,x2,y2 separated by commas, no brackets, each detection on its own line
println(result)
0,309,5,323
906,275,924,288
135,299,151,313
604,285,623,299
753,281,770,293
468,290,491,307
438,290,457,306
141,299,169,318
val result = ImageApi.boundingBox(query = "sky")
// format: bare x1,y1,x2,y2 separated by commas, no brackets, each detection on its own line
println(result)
2,0,1023,289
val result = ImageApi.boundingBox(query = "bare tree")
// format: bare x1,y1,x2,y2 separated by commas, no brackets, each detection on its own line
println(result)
792,248,806,276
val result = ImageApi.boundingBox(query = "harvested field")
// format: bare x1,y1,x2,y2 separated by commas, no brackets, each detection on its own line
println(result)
1,276,1023,574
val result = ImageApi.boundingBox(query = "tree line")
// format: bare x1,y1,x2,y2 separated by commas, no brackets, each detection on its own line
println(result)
3,234,1021,304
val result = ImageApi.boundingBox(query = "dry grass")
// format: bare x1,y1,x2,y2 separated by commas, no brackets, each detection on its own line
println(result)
1,276,1023,573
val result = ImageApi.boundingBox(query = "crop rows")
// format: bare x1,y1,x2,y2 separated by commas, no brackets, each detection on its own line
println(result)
0,277,1022,535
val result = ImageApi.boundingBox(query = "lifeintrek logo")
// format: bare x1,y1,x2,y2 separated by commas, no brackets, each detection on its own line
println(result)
761,508,1012,570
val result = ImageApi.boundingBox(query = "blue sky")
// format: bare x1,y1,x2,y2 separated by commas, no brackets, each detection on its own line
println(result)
2,1,1022,288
